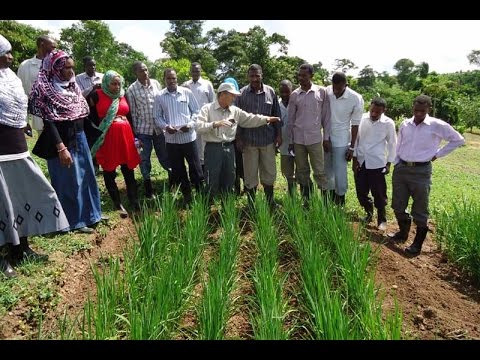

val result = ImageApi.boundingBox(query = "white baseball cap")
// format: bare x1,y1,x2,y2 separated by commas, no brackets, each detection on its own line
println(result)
218,82,241,95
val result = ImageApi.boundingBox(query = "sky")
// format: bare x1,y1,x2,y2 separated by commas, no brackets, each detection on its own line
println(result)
15,20,480,76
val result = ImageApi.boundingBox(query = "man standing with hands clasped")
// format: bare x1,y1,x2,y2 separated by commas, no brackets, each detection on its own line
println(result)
352,97,396,231
389,95,464,256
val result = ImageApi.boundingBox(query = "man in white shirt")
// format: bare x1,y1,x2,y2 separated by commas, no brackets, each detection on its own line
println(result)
75,56,103,97
182,62,215,173
324,72,364,206
353,98,396,231
17,35,57,135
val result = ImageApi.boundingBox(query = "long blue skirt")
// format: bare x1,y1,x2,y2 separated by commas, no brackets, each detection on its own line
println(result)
47,131,102,231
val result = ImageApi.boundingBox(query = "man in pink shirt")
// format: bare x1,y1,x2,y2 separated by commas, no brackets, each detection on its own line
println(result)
390,95,464,256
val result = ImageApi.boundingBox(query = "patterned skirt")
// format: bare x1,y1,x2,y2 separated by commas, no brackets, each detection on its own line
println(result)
0,156,69,246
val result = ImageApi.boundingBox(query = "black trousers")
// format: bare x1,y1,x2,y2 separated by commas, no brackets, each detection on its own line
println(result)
166,141,204,195
354,163,387,213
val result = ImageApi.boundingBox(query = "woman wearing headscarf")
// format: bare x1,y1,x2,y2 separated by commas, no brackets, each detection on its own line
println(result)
87,70,141,217
29,50,103,234
0,35,69,278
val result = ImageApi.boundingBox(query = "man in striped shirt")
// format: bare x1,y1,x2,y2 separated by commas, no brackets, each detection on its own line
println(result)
153,68,203,205
126,61,172,199
236,64,282,208
75,56,103,98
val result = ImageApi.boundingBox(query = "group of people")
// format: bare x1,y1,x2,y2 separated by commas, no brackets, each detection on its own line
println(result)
0,32,466,278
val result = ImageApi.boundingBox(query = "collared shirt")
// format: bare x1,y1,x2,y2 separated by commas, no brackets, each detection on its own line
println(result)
196,100,270,143
76,72,104,97
17,56,43,130
395,115,465,164
354,113,396,169
235,83,281,147
126,78,162,136
326,86,364,147
278,100,290,155
182,77,215,107
287,84,331,147
153,86,200,144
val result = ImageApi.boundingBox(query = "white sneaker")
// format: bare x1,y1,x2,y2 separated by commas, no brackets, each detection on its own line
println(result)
378,222,387,231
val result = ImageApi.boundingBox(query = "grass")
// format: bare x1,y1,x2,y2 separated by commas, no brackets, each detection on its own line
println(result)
1,132,479,339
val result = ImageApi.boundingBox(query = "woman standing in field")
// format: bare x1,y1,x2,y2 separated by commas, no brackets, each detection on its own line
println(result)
29,50,103,234
0,35,69,278
87,70,141,217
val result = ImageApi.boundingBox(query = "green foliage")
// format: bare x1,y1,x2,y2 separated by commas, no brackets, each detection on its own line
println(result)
0,20,47,72
467,49,480,67
59,20,149,86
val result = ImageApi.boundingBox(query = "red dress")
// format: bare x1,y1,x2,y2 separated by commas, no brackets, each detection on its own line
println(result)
94,90,140,172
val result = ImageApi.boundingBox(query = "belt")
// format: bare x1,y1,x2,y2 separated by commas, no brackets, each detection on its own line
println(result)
206,141,233,147
399,159,430,167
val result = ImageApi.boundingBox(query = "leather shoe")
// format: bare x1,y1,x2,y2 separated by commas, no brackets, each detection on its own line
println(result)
78,226,94,234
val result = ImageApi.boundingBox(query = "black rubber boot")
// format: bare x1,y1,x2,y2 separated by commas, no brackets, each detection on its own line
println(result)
122,166,140,212
104,171,128,218
334,194,345,206
300,184,312,208
12,237,48,263
389,218,412,243
405,226,428,256
144,178,154,199
263,185,276,210
0,245,16,278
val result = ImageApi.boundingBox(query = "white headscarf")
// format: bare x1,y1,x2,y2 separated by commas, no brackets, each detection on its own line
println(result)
0,34,27,128
0,34,12,57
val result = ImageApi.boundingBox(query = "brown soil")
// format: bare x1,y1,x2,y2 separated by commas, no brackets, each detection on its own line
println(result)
1,212,479,340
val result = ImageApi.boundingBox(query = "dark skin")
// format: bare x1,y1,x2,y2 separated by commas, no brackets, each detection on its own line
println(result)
85,59,101,90
246,69,282,147
323,81,358,161
164,69,189,134
352,104,391,175
190,64,201,82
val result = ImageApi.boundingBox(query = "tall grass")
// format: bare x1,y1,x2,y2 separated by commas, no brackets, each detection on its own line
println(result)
282,188,402,339
250,195,289,340
75,193,209,339
197,195,241,339
435,199,480,282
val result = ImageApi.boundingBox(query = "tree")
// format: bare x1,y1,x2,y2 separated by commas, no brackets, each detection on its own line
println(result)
467,50,480,67
357,65,376,89
0,20,47,72
59,20,149,86
333,58,357,74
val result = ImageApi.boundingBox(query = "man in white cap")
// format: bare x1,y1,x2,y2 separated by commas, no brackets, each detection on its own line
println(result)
196,82,281,199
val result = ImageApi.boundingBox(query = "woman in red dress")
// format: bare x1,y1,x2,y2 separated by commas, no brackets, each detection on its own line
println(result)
88,70,140,217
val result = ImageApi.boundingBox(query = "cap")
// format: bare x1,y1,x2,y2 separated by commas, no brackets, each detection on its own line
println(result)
218,82,241,95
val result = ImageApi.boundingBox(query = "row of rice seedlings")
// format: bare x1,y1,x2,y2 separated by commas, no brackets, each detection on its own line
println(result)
77,193,209,339
250,195,290,340
307,190,402,339
435,199,480,282
282,192,351,339
197,195,241,339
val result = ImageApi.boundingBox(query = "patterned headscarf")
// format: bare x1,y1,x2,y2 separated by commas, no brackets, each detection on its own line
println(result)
0,35,27,128
28,50,89,122
0,34,12,57
91,70,125,157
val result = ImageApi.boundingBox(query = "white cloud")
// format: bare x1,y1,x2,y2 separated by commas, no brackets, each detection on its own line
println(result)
115,25,165,61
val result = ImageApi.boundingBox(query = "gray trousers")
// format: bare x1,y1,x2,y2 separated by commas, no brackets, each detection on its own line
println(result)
324,145,349,196
204,142,236,197
294,142,326,189
391,162,432,228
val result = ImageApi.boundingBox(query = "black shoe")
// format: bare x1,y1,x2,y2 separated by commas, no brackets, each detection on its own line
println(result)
0,256,17,278
100,215,110,222
405,244,422,256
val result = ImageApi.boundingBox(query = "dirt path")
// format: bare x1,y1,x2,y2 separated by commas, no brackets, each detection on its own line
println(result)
2,214,479,339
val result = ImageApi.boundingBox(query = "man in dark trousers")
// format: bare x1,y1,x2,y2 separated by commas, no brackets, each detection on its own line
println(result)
390,95,464,255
